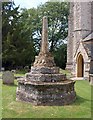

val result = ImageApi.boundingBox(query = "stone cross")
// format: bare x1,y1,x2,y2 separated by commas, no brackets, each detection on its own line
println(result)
41,16,49,53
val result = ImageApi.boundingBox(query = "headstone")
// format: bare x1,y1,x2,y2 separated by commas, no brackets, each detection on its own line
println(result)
24,66,29,72
1,67,5,71
24,66,29,69
11,70,16,73
2,71,14,85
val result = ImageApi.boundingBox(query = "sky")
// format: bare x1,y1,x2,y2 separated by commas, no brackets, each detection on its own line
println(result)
14,0,49,9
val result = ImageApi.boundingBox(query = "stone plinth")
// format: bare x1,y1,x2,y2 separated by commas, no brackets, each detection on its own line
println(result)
25,73,66,82
16,16,76,106
34,52,56,67
31,66,59,74
16,79,76,106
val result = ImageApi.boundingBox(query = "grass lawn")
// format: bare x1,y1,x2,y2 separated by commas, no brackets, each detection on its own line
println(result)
60,69,72,78
1,77,92,119
0,72,2,77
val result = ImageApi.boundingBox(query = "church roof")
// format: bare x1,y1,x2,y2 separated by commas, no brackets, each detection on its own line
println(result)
83,32,93,42
82,33,93,58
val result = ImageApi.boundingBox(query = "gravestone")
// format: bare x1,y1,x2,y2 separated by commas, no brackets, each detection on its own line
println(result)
2,71,14,85
11,70,16,73
1,67,5,71
24,66,30,72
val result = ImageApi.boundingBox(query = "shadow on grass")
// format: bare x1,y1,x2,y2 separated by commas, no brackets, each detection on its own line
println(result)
44,95,91,106
72,95,91,106
3,83,17,87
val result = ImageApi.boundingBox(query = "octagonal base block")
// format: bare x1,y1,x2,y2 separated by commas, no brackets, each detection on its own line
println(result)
16,79,76,106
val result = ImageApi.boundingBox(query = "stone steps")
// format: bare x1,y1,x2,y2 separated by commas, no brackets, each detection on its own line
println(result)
31,66,59,74
25,73,66,82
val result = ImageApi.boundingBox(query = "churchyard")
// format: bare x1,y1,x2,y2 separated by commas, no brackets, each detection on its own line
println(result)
0,69,92,118
1,1,93,119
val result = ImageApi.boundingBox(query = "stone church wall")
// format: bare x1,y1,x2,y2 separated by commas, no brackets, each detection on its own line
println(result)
66,2,74,71
66,2,93,78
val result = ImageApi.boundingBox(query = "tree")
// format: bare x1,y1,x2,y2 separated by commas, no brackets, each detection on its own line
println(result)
19,2,69,69
2,2,36,69
54,44,67,69
37,2,69,52
2,2,20,69
36,2,69,68
2,1,69,69
20,2,69,51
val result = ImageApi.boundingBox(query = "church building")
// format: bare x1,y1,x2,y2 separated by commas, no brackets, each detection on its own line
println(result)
66,2,93,79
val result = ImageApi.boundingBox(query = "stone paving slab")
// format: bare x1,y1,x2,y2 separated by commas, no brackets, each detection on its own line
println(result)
70,77,86,80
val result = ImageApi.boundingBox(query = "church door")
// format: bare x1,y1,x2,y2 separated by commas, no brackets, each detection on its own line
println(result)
77,54,84,77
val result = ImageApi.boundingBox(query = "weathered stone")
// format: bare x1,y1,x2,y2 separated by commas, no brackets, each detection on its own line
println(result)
66,2,93,79
41,16,48,54
33,52,56,67
16,16,76,106
16,79,76,106
2,71,14,85
25,73,66,82
33,16,56,67
31,66,59,74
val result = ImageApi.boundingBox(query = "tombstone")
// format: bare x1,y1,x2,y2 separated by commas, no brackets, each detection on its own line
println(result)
24,66,29,72
2,71,14,85
11,69,16,73
1,67,5,71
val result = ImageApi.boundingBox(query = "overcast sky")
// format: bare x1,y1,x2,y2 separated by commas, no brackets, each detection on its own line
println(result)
14,0,49,9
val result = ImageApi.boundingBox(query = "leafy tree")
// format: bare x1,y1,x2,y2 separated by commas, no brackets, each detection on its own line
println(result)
19,2,69,69
54,44,67,69
2,1,69,69
2,2,20,69
20,2,69,51
36,2,69,52
2,2,36,69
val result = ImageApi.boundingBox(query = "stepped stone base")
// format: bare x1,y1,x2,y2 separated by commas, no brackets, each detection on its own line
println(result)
16,79,76,106
31,66,59,74
16,16,76,106
25,73,66,82
25,66,66,82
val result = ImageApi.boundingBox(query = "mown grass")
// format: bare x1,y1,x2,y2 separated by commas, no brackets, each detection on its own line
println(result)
60,69,72,78
1,79,92,118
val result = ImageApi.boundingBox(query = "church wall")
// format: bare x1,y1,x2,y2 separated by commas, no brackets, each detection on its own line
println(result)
90,40,93,74
80,2,92,38
73,42,90,78
66,2,74,71
66,2,93,78
73,3,82,57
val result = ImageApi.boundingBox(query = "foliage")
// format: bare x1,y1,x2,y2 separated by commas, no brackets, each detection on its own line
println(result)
54,44,67,69
2,2,36,69
37,2,69,52
2,1,69,69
